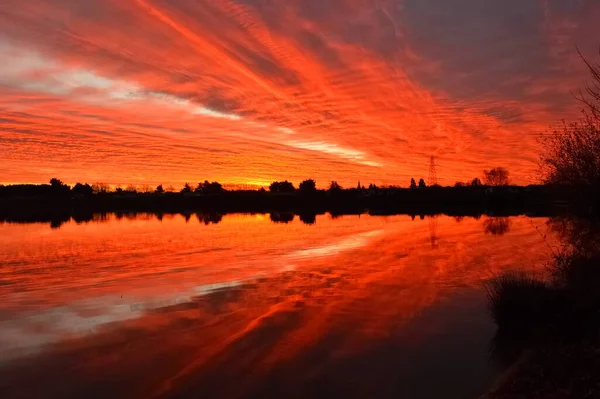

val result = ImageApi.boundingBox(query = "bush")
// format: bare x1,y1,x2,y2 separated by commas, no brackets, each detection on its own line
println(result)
486,273,558,333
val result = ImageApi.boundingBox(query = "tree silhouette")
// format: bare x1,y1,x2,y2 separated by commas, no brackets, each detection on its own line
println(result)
195,180,224,194
269,181,295,193
180,183,192,193
72,183,93,196
139,184,152,193
540,52,600,186
328,181,342,191
418,178,426,188
410,178,417,189
155,184,164,194
299,179,317,192
484,168,510,186
49,178,64,188
48,178,70,196
471,177,482,186
91,182,110,194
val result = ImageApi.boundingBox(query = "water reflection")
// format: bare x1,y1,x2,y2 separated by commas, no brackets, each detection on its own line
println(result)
0,214,555,398
484,217,511,236
269,212,295,224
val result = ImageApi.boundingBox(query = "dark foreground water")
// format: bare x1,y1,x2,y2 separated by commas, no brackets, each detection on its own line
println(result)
0,214,555,398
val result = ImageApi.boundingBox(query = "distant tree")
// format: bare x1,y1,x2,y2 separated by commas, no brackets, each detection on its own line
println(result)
139,184,152,193
165,185,175,193
483,168,510,186
49,178,70,196
328,181,342,191
155,184,164,194
115,187,123,194
258,187,266,193
91,182,110,194
195,180,224,194
195,181,207,193
410,178,417,189
299,179,317,192
50,178,64,188
454,182,466,187
125,184,137,193
471,177,482,186
368,183,379,190
72,183,93,196
418,178,427,188
180,183,192,193
269,181,295,193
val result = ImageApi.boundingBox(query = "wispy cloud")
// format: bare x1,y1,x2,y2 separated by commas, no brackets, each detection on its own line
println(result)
0,0,598,186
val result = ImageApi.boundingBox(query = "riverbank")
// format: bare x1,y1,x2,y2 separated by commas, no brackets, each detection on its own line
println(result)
485,237,600,399
488,341,600,398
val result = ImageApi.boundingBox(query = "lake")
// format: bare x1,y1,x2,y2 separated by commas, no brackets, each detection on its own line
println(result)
0,213,555,398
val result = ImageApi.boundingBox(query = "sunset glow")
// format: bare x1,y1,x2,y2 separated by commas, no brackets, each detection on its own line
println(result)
1,1,599,187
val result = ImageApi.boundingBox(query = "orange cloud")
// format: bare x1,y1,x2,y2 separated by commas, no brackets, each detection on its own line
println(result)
0,0,598,187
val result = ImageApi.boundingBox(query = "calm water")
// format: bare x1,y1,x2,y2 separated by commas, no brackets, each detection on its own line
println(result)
0,214,554,399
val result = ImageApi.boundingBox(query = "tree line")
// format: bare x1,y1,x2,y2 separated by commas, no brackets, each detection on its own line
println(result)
0,166,516,198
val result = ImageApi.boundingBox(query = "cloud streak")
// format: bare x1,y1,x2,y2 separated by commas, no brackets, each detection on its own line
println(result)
0,0,598,186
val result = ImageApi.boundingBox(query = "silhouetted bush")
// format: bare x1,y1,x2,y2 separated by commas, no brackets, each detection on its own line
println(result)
299,179,317,192
195,180,224,194
328,181,342,192
486,273,559,333
180,183,192,194
269,181,295,193
72,183,93,197
471,177,482,186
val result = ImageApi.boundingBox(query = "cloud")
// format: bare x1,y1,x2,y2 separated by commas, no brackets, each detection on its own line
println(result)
0,0,598,186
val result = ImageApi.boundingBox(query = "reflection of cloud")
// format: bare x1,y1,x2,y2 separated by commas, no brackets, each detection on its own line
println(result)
288,230,383,259
0,228,381,360
0,280,239,362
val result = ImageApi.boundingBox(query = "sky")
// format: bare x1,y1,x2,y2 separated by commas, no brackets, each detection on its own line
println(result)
0,0,599,188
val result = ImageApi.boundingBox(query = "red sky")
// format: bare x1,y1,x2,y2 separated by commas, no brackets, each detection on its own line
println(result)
0,0,599,188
